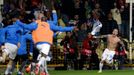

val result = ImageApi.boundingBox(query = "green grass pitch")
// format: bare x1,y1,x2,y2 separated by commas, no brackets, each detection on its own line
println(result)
49,70,134,75
5,70,134,75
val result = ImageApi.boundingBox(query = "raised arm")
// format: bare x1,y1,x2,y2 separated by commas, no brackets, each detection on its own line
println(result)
51,0,58,24
52,10,58,25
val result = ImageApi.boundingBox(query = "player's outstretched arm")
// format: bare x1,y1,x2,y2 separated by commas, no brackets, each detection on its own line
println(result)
50,24,75,32
16,20,37,30
94,35,108,38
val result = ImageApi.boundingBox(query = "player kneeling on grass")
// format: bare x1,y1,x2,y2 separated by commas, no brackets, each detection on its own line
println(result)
96,29,127,73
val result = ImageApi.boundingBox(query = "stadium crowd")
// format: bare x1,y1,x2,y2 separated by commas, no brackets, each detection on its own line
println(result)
0,0,133,75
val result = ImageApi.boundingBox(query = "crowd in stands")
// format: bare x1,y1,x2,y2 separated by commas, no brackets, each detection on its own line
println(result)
0,0,131,38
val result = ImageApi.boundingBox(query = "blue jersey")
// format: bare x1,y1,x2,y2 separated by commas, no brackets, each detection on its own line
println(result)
17,34,33,55
16,20,74,32
0,28,5,46
2,24,22,45
16,20,74,46
47,11,58,26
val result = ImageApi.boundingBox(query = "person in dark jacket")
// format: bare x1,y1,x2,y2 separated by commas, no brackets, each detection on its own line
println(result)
60,32,79,70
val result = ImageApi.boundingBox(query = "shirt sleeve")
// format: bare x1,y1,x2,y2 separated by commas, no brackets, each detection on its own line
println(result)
16,20,38,30
16,29,22,43
52,10,58,25
50,24,74,32
0,28,6,45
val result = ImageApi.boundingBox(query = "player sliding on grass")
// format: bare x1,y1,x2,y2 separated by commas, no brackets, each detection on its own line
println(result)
97,28,127,73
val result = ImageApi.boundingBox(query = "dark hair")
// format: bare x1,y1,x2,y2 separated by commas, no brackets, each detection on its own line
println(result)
112,28,120,36
10,10,20,19
27,13,35,20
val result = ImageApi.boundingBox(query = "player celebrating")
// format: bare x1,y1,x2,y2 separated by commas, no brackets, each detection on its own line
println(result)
16,12,77,75
97,28,127,73
0,22,22,75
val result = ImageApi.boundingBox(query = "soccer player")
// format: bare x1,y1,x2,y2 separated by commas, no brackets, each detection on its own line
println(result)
0,23,4,47
15,34,33,75
0,22,22,75
16,13,77,75
97,28,127,73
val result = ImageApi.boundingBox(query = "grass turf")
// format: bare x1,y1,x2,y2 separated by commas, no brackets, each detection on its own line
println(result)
5,70,134,75
49,70,134,75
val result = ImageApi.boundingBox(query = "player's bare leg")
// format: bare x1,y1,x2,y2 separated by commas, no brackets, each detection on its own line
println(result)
0,51,8,63
0,46,8,63
35,53,46,75
114,59,118,70
98,60,104,73
5,60,13,75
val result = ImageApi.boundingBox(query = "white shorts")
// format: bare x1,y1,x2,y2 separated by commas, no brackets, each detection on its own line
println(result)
37,54,52,61
102,48,115,64
36,43,51,55
4,43,18,60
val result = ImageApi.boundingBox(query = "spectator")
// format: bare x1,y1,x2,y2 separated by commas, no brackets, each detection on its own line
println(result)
84,0,92,19
68,14,80,27
73,0,86,20
101,12,118,47
111,3,122,35
60,32,79,70
76,22,88,42
93,3,105,20
61,0,74,18
101,12,118,35
31,0,42,8
90,10,102,36
99,0,115,14
116,0,126,10
79,33,99,70
120,3,129,39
